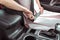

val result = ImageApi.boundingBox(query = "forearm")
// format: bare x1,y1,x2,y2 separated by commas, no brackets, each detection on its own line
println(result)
36,0,42,7
0,0,29,12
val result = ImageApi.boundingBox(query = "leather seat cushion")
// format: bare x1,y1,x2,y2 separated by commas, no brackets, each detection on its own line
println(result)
0,14,21,29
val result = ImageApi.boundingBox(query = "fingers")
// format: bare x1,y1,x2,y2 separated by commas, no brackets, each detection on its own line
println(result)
27,13,34,20
24,10,34,20
29,15,34,20
39,7,44,14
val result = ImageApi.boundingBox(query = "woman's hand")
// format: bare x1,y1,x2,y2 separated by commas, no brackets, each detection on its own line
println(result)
36,0,44,14
24,10,34,20
39,6,44,14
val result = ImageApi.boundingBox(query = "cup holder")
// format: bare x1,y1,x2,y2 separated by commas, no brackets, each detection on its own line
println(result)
23,35,36,40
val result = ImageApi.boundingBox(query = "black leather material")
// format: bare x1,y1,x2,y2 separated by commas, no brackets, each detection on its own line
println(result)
0,10,21,29
3,7,24,26
0,9,24,39
0,28,16,40
40,0,60,12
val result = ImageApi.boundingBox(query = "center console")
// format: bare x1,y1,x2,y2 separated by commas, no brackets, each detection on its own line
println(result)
17,28,58,40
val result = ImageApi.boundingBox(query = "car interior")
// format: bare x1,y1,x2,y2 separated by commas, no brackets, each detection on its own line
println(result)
0,0,60,40
40,0,60,12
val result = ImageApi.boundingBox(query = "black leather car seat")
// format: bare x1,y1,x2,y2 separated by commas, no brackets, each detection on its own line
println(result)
0,27,16,40
0,9,23,39
0,9,21,29
0,0,24,39
40,0,60,12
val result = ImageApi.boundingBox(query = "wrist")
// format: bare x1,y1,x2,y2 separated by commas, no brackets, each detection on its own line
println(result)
23,8,30,13
23,8,28,12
